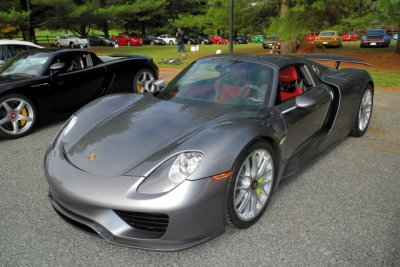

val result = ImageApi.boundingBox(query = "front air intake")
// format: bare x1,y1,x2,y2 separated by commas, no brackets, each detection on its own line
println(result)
114,210,169,234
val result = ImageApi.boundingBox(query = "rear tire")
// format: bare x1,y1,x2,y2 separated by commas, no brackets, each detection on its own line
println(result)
349,85,373,137
0,94,37,139
225,141,276,229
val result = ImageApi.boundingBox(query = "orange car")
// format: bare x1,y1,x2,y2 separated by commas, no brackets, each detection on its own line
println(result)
313,30,342,48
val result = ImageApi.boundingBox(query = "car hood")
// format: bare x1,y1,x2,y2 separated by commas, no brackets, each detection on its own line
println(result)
61,94,247,177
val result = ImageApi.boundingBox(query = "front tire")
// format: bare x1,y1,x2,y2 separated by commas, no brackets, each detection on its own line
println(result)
0,94,37,139
350,85,373,137
226,141,276,229
133,69,156,93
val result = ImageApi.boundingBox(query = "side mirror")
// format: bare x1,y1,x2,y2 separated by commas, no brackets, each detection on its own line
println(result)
295,94,317,110
144,78,165,93
49,62,65,79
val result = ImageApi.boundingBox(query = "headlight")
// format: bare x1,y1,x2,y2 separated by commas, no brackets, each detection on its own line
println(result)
137,151,203,194
169,152,203,183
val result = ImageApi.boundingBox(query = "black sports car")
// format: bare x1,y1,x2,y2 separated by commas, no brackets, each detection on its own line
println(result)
141,35,166,46
45,53,374,250
88,35,118,47
0,49,158,139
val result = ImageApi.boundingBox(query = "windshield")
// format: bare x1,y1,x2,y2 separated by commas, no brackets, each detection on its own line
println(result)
320,32,335,36
0,52,51,76
161,58,273,107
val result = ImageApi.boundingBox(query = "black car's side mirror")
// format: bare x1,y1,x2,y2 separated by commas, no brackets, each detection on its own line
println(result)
144,79,165,93
295,94,317,110
49,62,65,80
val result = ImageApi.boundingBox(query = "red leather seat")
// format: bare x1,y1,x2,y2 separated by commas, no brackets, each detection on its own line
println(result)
215,68,249,102
279,66,302,101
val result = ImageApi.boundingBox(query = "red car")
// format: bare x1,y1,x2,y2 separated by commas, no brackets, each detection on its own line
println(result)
209,35,228,44
111,33,142,46
341,32,358,41
304,33,318,42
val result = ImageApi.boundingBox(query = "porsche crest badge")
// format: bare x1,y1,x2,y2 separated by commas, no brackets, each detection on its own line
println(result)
88,152,97,161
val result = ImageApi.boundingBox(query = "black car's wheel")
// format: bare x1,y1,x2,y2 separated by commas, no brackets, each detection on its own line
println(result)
0,94,37,139
350,85,374,137
226,141,276,229
133,69,156,93
69,42,75,48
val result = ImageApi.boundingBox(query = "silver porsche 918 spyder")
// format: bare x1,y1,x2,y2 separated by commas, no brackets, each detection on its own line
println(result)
45,53,373,250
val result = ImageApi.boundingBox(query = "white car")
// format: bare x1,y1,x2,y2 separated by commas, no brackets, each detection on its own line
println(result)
55,34,90,48
157,34,177,45
0,40,43,65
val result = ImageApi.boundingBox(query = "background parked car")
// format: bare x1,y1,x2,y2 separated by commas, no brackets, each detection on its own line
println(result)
304,33,318,42
111,33,142,46
88,35,117,47
360,29,391,48
251,34,266,43
158,34,177,45
184,35,200,45
313,30,342,48
55,34,90,48
0,40,43,65
209,35,228,44
234,36,248,44
262,35,279,49
141,35,166,45
341,32,358,41
197,35,212,45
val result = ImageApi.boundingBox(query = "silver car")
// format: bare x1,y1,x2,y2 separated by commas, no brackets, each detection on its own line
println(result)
45,54,374,251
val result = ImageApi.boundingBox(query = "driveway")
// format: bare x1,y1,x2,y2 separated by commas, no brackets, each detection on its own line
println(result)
0,85,399,266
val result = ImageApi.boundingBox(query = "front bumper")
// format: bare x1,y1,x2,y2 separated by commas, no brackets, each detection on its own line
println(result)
44,145,228,251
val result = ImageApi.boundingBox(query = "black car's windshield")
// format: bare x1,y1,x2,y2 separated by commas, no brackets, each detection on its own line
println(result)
161,58,273,107
0,51,51,76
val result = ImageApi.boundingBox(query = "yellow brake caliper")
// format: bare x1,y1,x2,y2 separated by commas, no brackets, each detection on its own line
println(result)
20,107,28,127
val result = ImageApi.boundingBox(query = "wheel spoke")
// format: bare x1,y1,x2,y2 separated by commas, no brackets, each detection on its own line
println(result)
16,100,26,112
237,191,250,214
18,115,33,122
0,117,9,125
1,102,12,112
11,120,19,134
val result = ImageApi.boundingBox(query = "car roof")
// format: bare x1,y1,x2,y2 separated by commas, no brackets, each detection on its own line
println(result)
0,39,43,48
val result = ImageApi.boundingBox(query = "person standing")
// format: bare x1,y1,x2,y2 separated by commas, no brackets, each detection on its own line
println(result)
176,28,185,52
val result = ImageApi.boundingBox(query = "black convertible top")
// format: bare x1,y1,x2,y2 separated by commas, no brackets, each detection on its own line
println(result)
205,53,371,70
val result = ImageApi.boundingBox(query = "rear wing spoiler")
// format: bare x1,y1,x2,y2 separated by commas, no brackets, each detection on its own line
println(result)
301,54,372,69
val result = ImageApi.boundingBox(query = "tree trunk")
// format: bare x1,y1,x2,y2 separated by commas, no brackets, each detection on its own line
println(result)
280,0,289,17
102,21,110,39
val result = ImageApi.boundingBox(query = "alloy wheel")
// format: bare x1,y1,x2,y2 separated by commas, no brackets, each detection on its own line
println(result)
0,97,35,136
233,148,274,221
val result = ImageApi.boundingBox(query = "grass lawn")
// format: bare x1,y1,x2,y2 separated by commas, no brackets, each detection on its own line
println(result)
56,41,399,89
